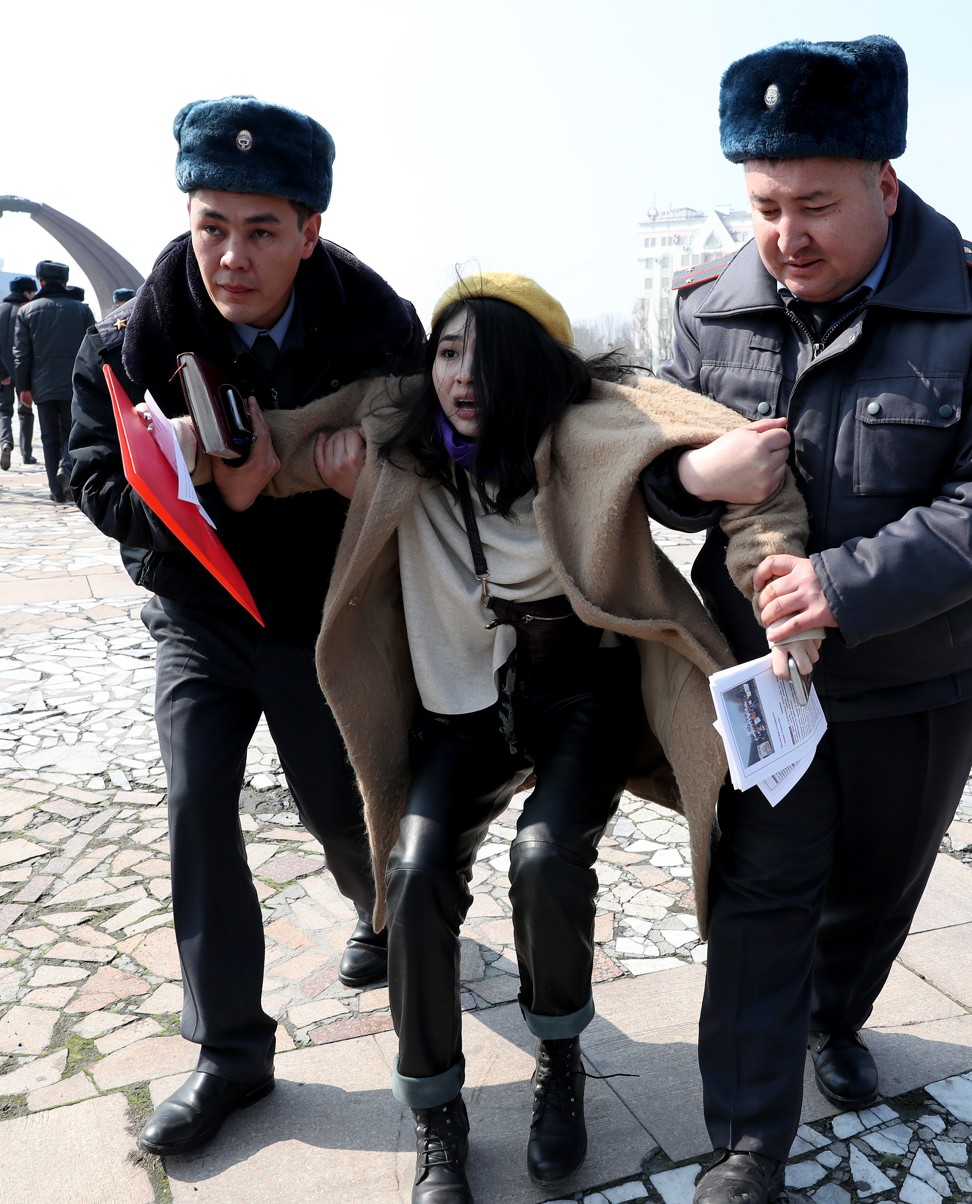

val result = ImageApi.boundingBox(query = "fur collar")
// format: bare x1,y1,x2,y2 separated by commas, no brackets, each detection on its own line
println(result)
121,233,415,389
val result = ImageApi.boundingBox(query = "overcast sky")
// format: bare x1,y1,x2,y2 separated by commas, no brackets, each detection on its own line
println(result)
4,0,970,324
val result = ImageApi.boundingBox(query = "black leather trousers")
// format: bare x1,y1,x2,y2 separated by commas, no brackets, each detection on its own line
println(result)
386,637,641,1109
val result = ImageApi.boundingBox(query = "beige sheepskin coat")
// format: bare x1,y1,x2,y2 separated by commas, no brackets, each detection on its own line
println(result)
262,374,808,935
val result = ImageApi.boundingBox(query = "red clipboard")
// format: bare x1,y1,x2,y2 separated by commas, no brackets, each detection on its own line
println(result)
103,364,264,626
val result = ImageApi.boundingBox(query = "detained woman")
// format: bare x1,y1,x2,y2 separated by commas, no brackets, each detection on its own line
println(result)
201,273,816,1203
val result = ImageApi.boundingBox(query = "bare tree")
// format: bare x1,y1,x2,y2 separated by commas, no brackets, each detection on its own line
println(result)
631,297,652,365
573,313,633,359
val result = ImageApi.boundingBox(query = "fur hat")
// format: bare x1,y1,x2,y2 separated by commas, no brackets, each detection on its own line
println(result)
10,276,36,294
720,35,908,163
431,273,573,347
36,260,69,283
173,95,335,212
113,288,136,304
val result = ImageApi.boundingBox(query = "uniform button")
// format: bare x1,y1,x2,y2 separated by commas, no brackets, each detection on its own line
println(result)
866,401,881,416
756,402,772,416
348,598,358,607
939,404,954,419
331,379,341,389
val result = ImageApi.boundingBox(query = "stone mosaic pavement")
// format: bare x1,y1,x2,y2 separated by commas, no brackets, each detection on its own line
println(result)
1,455,971,1203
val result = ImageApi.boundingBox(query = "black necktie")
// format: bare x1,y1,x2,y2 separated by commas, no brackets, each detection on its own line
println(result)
251,331,279,375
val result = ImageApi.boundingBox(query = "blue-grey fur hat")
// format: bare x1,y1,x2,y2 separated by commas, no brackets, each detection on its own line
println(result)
113,288,136,304
36,260,69,282
719,35,907,163
173,95,335,212
10,276,36,293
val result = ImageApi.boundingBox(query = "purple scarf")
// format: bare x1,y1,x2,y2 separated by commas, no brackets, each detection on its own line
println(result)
435,409,478,471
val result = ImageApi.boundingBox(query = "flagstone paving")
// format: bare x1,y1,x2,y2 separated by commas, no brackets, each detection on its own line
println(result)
0,458,970,1203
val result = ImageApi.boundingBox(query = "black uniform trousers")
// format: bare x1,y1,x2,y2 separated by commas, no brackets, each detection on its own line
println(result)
144,595,375,1081
700,698,972,1162
34,397,71,497
386,637,642,1109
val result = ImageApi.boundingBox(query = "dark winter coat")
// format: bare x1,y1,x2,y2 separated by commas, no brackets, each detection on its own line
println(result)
656,182,972,720
13,283,95,400
70,233,424,642
0,290,32,383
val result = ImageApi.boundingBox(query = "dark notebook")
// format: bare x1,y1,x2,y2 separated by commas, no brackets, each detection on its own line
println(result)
172,352,255,462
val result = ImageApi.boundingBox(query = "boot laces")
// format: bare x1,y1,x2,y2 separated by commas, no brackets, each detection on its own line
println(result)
532,1038,581,1125
415,1102,465,1172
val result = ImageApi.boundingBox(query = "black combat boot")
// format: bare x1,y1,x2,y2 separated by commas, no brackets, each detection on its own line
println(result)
411,1093,472,1203
526,1036,587,1182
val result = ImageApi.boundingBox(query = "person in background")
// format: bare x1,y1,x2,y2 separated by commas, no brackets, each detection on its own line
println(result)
110,286,136,310
14,260,93,499
0,274,38,467
69,94,424,1157
644,35,972,1204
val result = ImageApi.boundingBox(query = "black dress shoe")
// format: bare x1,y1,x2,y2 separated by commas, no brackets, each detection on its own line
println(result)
809,1030,879,1108
23,455,37,464
412,1094,472,1203
338,919,388,987
526,1036,587,1183
138,1069,275,1155
56,468,74,504
693,1149,784,1204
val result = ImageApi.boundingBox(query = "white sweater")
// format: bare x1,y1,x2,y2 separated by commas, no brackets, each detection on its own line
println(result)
397,471,559,714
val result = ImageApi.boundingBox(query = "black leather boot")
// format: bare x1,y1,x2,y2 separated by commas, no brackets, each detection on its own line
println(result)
338,919,388,988
526,1036,587,1183
412,1094,472,1203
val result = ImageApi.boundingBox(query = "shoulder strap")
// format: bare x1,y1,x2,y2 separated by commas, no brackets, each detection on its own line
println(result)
672,252,737,292
454,468,492,604
92,303,134,354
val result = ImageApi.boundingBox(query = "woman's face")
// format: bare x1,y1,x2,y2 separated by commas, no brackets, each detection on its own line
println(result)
432,307,479,438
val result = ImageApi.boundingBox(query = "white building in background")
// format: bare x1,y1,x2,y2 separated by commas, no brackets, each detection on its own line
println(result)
635,205,752,369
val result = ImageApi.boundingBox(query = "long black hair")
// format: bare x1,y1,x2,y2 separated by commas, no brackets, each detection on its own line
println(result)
379,295,621,517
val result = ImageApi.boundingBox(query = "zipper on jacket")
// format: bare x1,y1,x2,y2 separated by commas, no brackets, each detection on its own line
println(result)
784,299,869,359
784,306,824,356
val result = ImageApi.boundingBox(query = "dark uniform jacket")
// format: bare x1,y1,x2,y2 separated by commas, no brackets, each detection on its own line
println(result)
0,289,32,384
654,182,972,720
70,233,424,643
14,283,95,401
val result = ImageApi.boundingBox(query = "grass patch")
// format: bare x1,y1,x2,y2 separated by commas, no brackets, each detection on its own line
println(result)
155,1012,181,1037
124,1083,173,1204
65,1034,100,1074
0,1093,28,1121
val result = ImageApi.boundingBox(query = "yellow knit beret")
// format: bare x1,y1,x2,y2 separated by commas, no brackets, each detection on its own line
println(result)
431,272,574,348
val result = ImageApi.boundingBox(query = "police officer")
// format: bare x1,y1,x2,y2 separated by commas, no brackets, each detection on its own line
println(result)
643,36,972,1204
14,260,93,498
0,274,38,467
70,96,424,1156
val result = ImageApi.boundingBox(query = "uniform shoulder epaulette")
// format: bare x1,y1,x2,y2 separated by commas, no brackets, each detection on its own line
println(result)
671,252,737,291
93,301,134,351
